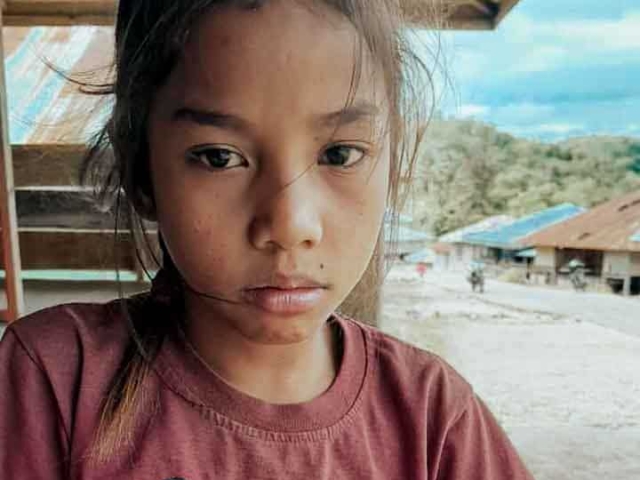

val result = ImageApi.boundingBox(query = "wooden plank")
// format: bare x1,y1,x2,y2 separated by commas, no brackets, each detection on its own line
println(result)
338,236,384,327
12,144,84,187
15,189,115,229
0,229,154,270
0,268,148,281
3,0,115,25
0,9,24,322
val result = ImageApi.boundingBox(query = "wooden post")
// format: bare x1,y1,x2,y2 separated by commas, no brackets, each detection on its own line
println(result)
0,9,25,322
622,275,631,297
338,235,384,328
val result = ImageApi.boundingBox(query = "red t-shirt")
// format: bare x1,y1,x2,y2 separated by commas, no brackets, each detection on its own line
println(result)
0,298,534,479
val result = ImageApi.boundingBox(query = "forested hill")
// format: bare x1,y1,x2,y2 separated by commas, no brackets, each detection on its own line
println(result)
411,120,640,236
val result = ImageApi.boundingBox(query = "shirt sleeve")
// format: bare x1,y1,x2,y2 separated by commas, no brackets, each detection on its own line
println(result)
0,328,70,479
436,394,534,480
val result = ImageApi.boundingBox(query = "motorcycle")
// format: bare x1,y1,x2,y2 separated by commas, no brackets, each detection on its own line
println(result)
467,262,485,293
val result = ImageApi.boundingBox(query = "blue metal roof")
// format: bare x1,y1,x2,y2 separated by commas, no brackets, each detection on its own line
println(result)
386,226,433,243
403,248,437,264
631,230,640,243
462,204,585,250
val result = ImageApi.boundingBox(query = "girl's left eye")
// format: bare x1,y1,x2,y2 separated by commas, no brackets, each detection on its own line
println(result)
319,145,367,168
187,146,248,170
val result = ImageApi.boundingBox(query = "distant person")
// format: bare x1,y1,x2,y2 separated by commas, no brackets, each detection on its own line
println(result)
0,1,533,479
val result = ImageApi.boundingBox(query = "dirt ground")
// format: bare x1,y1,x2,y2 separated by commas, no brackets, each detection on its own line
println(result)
382,264,640,480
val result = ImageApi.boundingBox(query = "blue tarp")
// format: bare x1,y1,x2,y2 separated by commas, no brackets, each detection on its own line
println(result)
631,230,640,243
462,203,585,250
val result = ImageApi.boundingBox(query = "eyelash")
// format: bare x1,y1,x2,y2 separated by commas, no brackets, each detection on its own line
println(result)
186,143,369,171
187,146,248,170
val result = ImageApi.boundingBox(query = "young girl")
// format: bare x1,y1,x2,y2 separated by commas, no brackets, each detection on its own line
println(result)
0,1,534,478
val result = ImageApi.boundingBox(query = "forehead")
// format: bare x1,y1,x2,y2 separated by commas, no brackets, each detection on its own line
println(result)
168,0,386,119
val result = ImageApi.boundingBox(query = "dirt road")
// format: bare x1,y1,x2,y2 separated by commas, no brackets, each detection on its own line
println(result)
421,270,640,336
382,265,640,480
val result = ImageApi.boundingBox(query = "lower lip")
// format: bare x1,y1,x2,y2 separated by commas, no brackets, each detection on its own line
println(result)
244,287,325,315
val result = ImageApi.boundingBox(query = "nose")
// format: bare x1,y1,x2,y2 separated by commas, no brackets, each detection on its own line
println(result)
249,172,323,252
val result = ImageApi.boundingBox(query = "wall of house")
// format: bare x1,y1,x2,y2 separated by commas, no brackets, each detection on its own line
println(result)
631,253,640,275
434,253,450,271
603,251,631,277
535,247,556,269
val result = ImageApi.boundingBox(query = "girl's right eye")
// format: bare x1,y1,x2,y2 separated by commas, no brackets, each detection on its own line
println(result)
187,146,248,170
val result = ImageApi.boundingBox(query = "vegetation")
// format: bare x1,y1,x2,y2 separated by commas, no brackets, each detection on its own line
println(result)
410,120,640,236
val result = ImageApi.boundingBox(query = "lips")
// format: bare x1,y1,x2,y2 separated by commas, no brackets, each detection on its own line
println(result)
243,274,328,315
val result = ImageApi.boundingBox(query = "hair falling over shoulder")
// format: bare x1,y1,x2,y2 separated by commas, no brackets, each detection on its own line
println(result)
79,0,441,463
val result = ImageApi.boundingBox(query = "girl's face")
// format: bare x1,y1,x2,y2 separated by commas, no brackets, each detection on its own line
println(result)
147,0,390,344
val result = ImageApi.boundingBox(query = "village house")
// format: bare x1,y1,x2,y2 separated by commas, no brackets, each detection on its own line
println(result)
524,190,640,296
384,212,434,260
462,204,585,266
435,204,585,273
434,215,513,271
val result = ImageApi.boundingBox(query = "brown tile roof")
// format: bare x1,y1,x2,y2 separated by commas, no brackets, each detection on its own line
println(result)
523,190,640,253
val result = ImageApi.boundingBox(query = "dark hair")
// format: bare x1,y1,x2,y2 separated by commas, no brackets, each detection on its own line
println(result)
81,0,438,463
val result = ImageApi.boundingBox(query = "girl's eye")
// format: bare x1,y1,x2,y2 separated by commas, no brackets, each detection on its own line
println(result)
188,147,247,170
319,145,366,168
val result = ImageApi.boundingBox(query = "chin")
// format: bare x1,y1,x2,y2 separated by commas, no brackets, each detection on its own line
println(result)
236,310,329,345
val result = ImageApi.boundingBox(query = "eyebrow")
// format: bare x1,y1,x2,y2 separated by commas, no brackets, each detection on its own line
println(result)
171,101,380,132
172,107,253,133
313,102,381,127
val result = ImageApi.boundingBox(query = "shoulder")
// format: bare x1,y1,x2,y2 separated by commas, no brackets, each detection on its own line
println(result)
342,316,474,418
4,298,136,384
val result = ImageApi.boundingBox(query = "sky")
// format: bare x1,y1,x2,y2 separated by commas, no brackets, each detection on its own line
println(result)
427,0,640,142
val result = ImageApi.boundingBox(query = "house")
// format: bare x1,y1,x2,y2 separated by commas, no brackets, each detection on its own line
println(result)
461,203,586,266
435,215,513,271
524,190,640,296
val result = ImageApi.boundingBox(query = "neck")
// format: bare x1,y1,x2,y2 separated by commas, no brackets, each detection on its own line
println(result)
183,305,339,405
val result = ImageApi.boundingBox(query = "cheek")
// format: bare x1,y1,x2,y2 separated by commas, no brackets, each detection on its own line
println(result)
334,156,389,244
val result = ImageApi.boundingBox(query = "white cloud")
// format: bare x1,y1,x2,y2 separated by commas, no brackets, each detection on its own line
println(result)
511,45,569,73
505,10,640,54
503,123,587,140
552,12,640,51
492,102,556,120
457,103,490,118
448,10,640,80
535,123,586,135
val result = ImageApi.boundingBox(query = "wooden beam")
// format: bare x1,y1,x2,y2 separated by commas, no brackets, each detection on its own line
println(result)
467,0,493,16
2,0,518,28
0,9,24,322
494,0,520,27
2,0,115,26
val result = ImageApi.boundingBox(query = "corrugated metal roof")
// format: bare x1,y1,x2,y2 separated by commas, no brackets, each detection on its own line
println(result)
387,226,433,243
403,248,436,264
4,26,111,145
524,190,640,253
439,215,513,243
463,203,585,250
